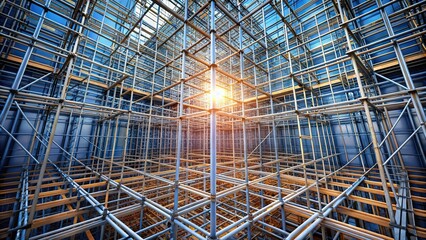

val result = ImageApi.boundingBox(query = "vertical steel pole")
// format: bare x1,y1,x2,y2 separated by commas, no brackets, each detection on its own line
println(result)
142,4,161,191
262,7,286,234
237,2,252,238
172,0,189,238
209,1,218,238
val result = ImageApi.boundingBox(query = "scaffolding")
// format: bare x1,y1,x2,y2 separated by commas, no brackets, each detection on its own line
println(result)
0,0,425,239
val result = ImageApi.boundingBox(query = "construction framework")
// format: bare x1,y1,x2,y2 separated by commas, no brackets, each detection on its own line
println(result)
0,0,426,239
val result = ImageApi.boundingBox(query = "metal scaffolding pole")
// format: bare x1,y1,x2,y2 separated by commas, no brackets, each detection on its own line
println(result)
0,0,425,239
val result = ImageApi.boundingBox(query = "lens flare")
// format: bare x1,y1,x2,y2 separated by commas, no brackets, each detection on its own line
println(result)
211,87,226,103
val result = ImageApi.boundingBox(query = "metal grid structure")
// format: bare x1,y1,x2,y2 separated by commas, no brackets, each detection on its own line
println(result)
0,0,425,239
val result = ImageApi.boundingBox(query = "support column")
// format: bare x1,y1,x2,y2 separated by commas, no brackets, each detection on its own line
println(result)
172,0,188,238
209,1,218,238
262,7,286,234
237,2,252,238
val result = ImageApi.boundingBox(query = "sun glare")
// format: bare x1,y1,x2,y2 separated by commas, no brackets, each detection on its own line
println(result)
211,87,226,103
